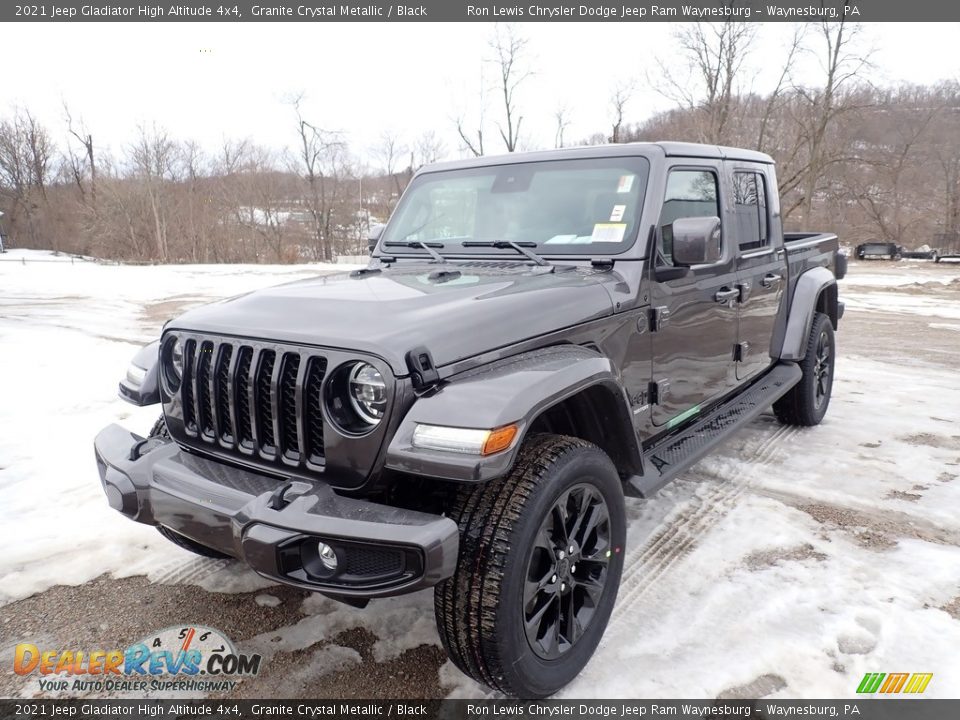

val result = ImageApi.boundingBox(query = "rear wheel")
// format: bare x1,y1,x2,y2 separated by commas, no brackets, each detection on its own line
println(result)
434,434,626,698
774,312,835,426
148,415,230,560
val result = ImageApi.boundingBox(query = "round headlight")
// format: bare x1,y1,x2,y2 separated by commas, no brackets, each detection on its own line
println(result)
170,338,184,381
348,363,386,425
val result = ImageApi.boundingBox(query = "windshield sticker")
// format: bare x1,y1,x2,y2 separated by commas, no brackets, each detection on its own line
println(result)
609,204,626,222
591,223,627,243
616,175,635,193
544,234,580,245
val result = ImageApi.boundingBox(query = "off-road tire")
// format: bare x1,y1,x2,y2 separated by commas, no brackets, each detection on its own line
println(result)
149,415,231,560
774,311,835,426
434,434,626,698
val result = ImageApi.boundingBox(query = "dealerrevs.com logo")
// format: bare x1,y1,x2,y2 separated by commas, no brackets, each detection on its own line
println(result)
14,625,262,693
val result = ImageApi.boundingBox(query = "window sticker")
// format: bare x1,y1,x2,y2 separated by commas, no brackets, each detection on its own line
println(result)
616,175,635,193
591,223,627,243
544,234,580,245
610,204,626,222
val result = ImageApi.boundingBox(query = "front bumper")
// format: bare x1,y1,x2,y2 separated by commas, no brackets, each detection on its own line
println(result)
94,424,459,598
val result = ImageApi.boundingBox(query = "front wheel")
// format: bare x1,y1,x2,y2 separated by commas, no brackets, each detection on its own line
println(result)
435,434,626,698
774,311,836,426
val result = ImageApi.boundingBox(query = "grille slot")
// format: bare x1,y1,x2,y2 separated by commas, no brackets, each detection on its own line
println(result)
174,337,333,470
304,357,327,464
255,350,277,455
195,341,215,438
214,344,233,443
181,339,197,433
278,353,301,461
234,347,254,450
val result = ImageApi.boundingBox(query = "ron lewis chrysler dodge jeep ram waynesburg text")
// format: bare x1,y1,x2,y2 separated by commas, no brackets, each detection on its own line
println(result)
95,143,846,698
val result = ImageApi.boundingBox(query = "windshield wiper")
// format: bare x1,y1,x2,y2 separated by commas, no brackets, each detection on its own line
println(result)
383,240,447,263
461,240,551,267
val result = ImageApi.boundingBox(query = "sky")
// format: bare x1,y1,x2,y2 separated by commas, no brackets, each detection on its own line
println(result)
3,22,959,169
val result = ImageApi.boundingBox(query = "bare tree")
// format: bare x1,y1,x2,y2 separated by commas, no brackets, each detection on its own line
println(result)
129,124,179,261
655,19,756,144
756,26,805,152
64,102,97,209
413,130,446,168
372,130,408,207
554,105,571,149
792,19,872,222
455,65,488,157
0,108,56,247
290,93,344,262
490,23,532,152
609,81,635,144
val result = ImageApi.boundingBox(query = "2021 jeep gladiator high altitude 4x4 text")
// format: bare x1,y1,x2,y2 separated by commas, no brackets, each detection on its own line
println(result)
95,143,846,697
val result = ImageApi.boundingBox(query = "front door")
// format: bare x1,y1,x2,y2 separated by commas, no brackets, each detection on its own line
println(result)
650,165,738,428
729,166,784,381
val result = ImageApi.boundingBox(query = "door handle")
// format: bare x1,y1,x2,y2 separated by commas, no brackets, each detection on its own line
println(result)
714,287,740,303
761,273,783,288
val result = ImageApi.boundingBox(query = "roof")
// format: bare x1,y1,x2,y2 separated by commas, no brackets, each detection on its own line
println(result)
419,142,774,174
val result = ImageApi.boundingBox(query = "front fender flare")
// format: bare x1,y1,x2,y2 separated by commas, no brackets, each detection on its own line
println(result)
384,345,638,483
780,267,837,361
118,340,161,406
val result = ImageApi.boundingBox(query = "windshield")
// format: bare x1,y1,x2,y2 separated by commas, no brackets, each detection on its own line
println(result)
381,156,650,256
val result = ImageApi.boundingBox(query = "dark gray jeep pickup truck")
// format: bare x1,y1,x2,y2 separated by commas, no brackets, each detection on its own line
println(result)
95,142,845,697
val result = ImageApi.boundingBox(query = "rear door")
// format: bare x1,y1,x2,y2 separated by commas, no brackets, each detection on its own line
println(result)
650,164,739,428
729,165,784,381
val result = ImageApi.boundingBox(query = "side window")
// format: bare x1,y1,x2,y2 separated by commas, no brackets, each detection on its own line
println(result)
733,171,769,251
659,169,720,265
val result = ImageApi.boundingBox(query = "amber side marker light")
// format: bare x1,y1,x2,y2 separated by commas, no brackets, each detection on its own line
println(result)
412,423,520,456
482,424,519,455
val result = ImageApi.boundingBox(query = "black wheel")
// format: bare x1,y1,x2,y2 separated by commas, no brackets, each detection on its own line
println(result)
893,253,902,261
434,434,626,698
774,311,835,426
148,416,231,560
934,253,941,263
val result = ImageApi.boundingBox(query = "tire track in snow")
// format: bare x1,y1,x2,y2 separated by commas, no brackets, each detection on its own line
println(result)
150,556,231,585
611,421,799,622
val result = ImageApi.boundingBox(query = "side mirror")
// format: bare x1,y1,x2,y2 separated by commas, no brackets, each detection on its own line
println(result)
367,224,385,254
671,216,722,266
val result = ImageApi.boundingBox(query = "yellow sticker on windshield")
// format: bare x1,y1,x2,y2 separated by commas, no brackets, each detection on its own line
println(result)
591,223,627,243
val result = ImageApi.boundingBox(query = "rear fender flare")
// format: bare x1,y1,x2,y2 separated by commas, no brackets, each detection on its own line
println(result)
384,346,640,483
780,267,837,362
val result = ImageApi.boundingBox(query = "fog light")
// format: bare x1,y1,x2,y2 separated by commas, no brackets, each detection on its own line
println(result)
317,541,338,571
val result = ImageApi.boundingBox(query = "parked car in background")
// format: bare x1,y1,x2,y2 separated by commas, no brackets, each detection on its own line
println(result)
901,245,942,262
855,241,902,260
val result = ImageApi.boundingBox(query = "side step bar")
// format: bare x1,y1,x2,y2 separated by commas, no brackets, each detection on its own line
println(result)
627,362,802,498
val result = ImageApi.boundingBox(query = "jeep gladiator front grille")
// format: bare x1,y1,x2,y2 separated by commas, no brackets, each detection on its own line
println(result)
180,340,327,467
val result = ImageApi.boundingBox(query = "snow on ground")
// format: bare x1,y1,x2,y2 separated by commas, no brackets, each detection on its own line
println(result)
0,250,360,604
2,251,960,699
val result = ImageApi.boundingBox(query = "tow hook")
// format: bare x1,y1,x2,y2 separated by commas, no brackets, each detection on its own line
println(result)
268,481,313,510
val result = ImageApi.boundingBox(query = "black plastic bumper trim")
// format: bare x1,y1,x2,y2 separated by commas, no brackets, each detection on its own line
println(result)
93,424,459,598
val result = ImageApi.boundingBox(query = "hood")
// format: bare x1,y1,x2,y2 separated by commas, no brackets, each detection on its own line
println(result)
167,261,616,374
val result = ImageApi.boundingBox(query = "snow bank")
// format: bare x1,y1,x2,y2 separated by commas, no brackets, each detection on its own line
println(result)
0,251,360,605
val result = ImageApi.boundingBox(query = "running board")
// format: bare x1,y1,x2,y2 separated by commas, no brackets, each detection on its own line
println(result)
627,362,802,498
